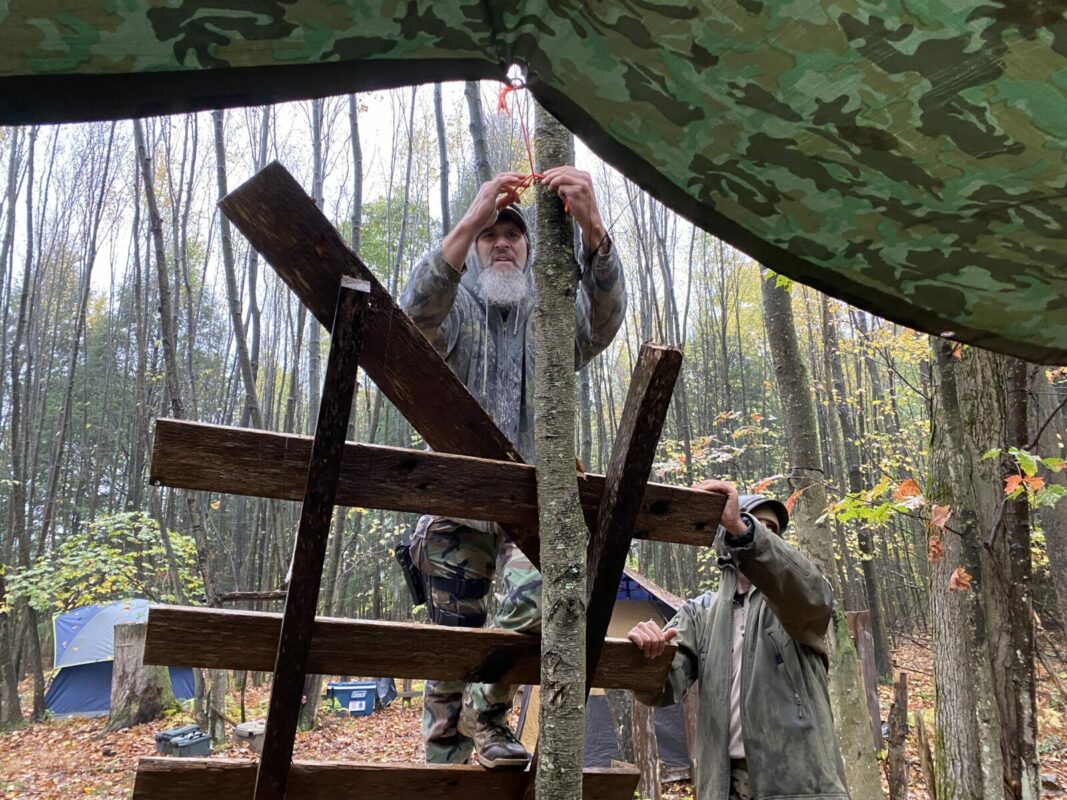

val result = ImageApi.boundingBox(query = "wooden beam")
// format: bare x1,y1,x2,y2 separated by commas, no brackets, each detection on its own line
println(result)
133,758,639,800
256,278,368,800
585,344,682,688
142,606,674,693
218,161,544,568
151,418,723,547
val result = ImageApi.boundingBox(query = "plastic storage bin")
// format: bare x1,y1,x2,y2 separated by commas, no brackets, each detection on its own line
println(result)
326,680,377,717
233,719,266,753
154,724,200,755
155,725,211,757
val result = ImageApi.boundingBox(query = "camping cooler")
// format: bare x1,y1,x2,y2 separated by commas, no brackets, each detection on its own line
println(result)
155,725,211,757
326,680,377,717
233,719,266,753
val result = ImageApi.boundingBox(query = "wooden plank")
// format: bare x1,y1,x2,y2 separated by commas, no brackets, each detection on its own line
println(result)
218,161,545,568
585,343,682,689
133,758,639,800
151,419,723,547
256,278,368,800
142,606,674,693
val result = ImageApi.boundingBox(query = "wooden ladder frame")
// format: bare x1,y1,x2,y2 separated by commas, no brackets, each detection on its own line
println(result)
133,162,721,800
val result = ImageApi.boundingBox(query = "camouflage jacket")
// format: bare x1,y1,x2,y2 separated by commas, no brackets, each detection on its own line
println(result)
399,233,625,462
641,520,849,800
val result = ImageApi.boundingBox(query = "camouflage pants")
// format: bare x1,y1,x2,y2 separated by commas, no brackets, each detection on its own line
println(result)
410,516,541,764
729,759,752,800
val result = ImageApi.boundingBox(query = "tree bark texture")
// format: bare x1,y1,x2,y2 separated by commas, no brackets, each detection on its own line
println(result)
631,698,661,800
532,105,585,800
1029,365,1067,636
930,339,1035,800
604,689,635,763
136,117,224,741
821,296,892,678
107,622,176,731
887,672,909,800
434,83,451,234
760,273,882,799
212,109,263,429
466,81,492,185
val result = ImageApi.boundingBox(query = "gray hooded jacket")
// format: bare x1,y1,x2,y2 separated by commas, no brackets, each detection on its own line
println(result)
399,226,625,462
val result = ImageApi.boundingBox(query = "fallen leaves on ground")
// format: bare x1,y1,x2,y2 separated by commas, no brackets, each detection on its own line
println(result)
3,642,1067,800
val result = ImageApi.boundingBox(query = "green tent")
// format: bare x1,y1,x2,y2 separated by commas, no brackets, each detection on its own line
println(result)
2,2,1065,362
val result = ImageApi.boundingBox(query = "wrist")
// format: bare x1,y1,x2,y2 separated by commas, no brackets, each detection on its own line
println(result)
442,217,479,273
583,215,607,252
723,514,752,538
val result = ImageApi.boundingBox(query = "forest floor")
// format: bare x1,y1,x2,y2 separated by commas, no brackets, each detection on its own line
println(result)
1,637,1066,799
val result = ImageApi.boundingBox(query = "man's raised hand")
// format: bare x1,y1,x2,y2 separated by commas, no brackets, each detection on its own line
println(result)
693,478,747,537
468,172,525,229
541,166,607,251
442,172,525,270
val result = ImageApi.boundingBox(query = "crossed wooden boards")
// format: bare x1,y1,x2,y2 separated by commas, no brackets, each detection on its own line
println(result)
132,162,724,800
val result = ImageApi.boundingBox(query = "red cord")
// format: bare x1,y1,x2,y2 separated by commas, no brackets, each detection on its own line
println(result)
497,82,541,199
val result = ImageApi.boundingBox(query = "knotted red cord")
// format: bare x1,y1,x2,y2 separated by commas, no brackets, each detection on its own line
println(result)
497,81,551,203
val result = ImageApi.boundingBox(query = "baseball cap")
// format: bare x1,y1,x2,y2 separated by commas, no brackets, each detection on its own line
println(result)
496,204,529,236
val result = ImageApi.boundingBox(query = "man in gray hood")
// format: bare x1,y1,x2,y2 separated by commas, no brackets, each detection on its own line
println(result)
628,480,849,800
399,169,626,767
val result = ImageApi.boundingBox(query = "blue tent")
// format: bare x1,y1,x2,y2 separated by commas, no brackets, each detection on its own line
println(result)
45,599,195,718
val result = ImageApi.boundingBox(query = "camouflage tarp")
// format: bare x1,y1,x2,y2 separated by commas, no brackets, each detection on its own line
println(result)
2,2,1065,362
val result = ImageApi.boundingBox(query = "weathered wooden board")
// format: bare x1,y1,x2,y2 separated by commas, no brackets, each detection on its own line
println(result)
256,278,368,800
133,758,640,800
585,344,682,688
143,606,674,693
151,419,722,547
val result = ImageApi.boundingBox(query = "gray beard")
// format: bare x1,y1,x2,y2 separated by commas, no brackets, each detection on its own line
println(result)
477,266,529,309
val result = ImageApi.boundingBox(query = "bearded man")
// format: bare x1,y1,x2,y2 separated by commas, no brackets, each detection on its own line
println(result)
398,168,625,767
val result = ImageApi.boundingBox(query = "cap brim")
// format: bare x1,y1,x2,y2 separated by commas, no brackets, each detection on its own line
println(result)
497,207,528,235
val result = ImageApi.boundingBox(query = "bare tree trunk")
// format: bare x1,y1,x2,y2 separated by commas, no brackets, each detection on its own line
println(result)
1030,366,1067,630
760,272,881,799
632,699,661,800
349,96,363,254
822,296,892,677
994,357,1040,798
213,110,262,429
38,124,116,555
604,689,634,762
9,125,46,721
135,118,226,742
434,83,452,234
887,672,909,800
0,128,24,728
533,105,585,800
308,99,325,425
930,341,1006,799
107,623,176,730
466,81,492,184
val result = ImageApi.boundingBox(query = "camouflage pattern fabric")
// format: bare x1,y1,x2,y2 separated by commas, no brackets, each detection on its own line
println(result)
410,516,541,764
3,2,1067,361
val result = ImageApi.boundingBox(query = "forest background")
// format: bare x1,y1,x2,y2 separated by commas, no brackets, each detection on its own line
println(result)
0,80,1065,798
